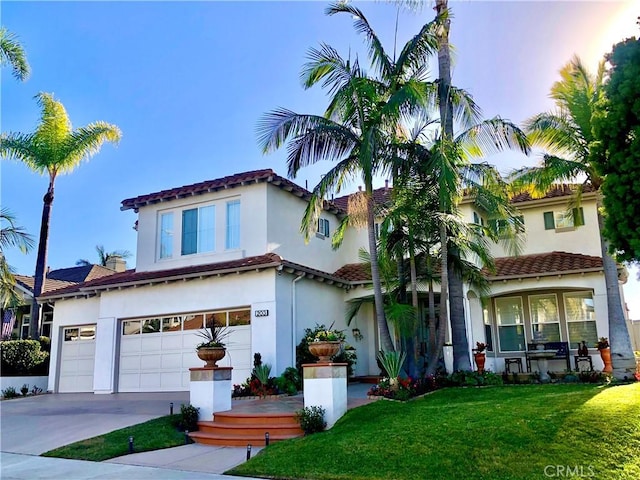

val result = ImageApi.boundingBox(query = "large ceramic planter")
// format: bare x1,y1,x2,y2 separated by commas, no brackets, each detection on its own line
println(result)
599,348,613,373
474,353,486,374
197,346,226,367
308,341,341,363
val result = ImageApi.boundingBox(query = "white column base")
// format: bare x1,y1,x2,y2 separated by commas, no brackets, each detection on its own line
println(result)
303,363,347,428
189,367,233,421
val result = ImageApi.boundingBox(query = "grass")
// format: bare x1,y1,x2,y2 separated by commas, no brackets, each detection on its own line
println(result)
42,414,186,461
229,383,640,480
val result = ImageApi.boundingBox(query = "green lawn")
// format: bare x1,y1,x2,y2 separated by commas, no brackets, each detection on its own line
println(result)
229,383,640,480
42,415,186,461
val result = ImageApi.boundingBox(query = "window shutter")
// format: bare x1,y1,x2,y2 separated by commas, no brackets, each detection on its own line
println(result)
543,211,555,230
572,207,585,226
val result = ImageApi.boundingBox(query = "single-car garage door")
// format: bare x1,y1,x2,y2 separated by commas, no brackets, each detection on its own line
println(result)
118,309,251,392
58,325,96,393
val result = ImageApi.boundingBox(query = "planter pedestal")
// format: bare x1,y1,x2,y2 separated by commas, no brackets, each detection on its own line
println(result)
302,363,347,428
189,367,233,420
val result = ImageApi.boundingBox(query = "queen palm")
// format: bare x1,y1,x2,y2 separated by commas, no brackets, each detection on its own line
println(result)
511,56,636,379
0,209,34,309
76,245,131,267
0,93,121,338
258,3,446,352
0,26,30,81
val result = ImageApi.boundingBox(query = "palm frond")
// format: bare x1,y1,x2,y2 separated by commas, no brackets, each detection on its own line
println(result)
301,43,362,95
60,122,121,174
524,112,585,159
0,133,40,171
0,27,30,81
0,208,34,253
456,117,530,160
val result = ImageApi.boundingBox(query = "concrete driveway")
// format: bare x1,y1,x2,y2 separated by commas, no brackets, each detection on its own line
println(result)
0,391,189,455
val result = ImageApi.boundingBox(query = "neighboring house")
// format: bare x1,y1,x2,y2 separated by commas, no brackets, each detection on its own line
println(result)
2,264,119,340
39,169,630,393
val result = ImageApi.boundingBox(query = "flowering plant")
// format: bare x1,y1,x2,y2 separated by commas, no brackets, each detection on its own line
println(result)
312,323,345,342
474,342,487,354
596,337,610,350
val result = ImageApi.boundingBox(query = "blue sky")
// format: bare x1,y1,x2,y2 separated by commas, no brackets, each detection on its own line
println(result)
2,1,638,312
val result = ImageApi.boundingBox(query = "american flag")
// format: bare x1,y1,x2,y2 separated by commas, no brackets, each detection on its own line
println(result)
1,309,16,338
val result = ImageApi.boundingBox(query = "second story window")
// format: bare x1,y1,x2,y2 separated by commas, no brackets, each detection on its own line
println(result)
226,200,240,249
317,218,330,238
544,208,584,231
182,205,215,255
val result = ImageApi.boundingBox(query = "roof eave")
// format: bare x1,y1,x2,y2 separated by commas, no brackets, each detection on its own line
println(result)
486,267,603,282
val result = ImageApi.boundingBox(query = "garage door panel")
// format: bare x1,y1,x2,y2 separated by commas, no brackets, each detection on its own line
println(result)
59,325,96,393
118,320,251,392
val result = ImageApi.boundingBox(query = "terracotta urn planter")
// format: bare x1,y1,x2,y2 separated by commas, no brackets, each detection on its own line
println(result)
474,352,486,374
599,347,613,373
197,346,226,367
308,341,341,363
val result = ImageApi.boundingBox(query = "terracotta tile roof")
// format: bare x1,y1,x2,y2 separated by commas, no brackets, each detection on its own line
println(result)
121,169,345,214
510,184,597,204
41,253,285,298
332,186,392,212
486,252,603,279
333,263,371,282
14,265,118,295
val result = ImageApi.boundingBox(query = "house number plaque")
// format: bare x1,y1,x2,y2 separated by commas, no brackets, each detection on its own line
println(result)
254,310,269,317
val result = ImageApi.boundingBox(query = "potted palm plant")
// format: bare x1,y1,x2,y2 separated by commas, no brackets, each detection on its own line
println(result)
473,342,487,374
196,320,230,367
596,337,613,373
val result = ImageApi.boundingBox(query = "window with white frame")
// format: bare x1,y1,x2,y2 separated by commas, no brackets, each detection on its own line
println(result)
543,208,584,230
564,292,597,345
226,200,240,249
181,205,215,255
159,212,174,259
529,294,561,342
121,308,251,336
42,310,53,338
20,314,30,339
317,218,330,238
495,297,525,351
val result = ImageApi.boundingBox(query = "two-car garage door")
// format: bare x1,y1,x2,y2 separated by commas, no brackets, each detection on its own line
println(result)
118,309,252,392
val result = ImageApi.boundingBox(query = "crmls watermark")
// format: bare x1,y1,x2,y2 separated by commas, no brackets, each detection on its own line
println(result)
544,465,596,478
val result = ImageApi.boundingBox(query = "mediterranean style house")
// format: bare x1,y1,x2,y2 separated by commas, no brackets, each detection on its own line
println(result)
38,169,630,393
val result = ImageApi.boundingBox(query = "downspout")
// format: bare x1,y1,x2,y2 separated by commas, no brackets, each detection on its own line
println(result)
291,273,305,367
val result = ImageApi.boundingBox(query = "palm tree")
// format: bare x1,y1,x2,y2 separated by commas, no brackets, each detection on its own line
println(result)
0,26,30,81
0,93,121,338
258,3,447,352
0,209,34,309
510,56,636,379
76,245,131,267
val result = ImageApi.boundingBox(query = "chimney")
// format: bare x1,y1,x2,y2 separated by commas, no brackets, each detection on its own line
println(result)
106,255,127,273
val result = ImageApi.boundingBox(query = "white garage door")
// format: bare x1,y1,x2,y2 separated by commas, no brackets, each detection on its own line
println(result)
118,310,251,392
59,325,96,393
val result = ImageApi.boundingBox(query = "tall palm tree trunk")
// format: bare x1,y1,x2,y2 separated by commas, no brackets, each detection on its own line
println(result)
426,223,448,376
449,252,471,370
368,193,395,352
29,180,54,339
596,201,636,379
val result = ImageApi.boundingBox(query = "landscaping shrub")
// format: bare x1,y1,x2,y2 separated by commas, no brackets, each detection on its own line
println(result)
2,386,18,398
295,406,326,434
177,404,199,432
367,375,440,400
296,324,357,377
20,384,29,396
0,339,49,375
274,367,300,395
445,370,503,387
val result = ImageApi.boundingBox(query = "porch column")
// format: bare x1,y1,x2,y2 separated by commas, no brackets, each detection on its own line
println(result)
303,362,347,428
189,367,233,421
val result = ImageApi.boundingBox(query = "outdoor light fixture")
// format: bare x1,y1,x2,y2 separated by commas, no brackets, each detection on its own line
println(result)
184,430,189,445
265,432,270,446
246,444,252,460
128,436,134,454
170,402,174,415
352,328,363,341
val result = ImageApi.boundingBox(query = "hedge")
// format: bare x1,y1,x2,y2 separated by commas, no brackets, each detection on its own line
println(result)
1,339,50,376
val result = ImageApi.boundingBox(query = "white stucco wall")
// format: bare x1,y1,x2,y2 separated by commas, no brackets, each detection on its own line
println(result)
134,183,269,272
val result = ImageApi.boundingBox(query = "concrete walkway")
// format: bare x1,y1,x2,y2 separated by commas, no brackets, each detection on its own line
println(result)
1,452,264,480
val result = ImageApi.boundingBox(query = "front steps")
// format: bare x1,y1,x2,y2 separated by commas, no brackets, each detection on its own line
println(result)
189,411,304,447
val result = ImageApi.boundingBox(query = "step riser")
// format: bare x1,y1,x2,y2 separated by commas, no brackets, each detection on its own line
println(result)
198,425,303,436
212,414,298,425
190,436,297,447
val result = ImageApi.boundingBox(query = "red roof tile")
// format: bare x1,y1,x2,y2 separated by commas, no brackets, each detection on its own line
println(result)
15,265,118,295
486,252,603,279
332,186,392,212
121,169,345,214
333,263,371,282
510,184,597,204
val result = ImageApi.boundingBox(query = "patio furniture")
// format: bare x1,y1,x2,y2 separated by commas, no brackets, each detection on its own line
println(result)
574,355,593,371
504,358,523,374
525,341,570,372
